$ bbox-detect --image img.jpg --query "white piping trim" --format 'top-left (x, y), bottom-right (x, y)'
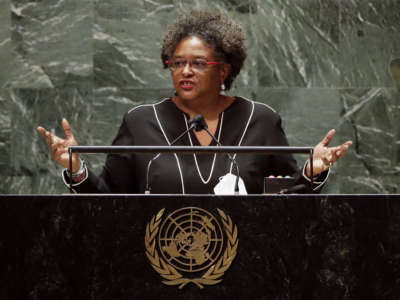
top-left (152, 102), bottom-right (185, 194)
top-left (237, 95), bottom-right (276, 113)
top-left (184, 113), bottom-right (224, 184)
top-left (302, 162), bottom-right (330, 191)
top-left (229, 98), bottom-right (255, 172)
top-left (253, 100), bottom-right (276, 113)
top-left (61, 166), bottom-right (89, 193)
top-left (128, 98), bottom-right (170, 114)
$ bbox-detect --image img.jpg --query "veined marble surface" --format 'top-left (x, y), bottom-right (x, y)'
top-left (0, 0), bottom-right (399, 194)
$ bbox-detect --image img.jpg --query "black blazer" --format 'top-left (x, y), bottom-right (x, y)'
top-left (64, 97), bottom-right (327, 194)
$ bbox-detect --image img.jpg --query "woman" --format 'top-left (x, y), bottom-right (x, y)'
top-left (37, 11), bottom-right (351, 194)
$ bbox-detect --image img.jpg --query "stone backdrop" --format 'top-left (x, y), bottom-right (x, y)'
top-left (0, 0), bottom-right (399, 194)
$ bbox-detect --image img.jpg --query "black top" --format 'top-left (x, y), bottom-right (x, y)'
top-left (68, 97), bottom-right (323, 194)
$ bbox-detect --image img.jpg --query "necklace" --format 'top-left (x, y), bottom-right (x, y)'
top-left (184, 112), bottom-right (224, 184)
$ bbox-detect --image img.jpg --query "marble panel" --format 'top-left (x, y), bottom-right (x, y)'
top-left (6, 86), bottom-right (93, 194)
top-left (252, 0), bottom-right (340, 88)
top-left (93, 0), bottom-right (341, 90)
top-left (1, 0), bottom-right (399, 194)
top-left (253, 87), bottom-right (352, 192)
top-left (94, 0), bottom-right (175, 89)
top-left (0, 0), bottom-right (11, 88)
top-left (10, 0), bottom-right (93, 88)
top-left (331, 88), bottom-right (400, 194)
top-left (339, 0), bottom-right (400, 87)
top-left (0, 90), bottom-right (11, 179)
top-left (255, 88), bottom-right (344, 147)
top-left (0, 0), bottom-right (36, 89)
top-left (93, 0), bottom-right (257, 90)
top-left (1, 85), bottom-right (177, 194)
top-left (252, 86), bottom-right (400, 194)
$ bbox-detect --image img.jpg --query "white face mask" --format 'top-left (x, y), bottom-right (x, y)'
top-left (214, 173), bottom-right (247, 195)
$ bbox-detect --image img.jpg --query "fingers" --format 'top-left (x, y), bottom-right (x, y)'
top-left (320, 155), bottom-right (331, 171)
top-left (321, 141), bottom-right (353, 169)
top-left (37, 126), bottom-right (55, 147)
top-left (38, 121), bottom-right (79, 169)
top-left (312, 136), bottom-right (353, 174)
top-left (62, 118), bottom-right (73, 139)
top-left (38, 118), bottom-right (76, 144)
top-left (333, 141), bottom-right (352, 159)
top-left (52, 144), bottom-right (69, 160)
top-left (37, 125), bottom-right (67, 156)
top-left (320, 129), bottom-right (336, 147)
top-left (37, 126), bottom-right (46, 135)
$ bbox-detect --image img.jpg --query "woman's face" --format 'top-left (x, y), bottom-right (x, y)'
top-left (170, 36), bottom-right (229, 102)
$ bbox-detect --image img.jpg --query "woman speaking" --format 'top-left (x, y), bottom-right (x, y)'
top-left (37, 11), bottom-right (351, 194)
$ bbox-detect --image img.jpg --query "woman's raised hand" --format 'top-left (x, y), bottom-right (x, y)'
top-left (37, 118), bottom-right (80, 173)
top-left (306, 129), bottom-right (352, 177)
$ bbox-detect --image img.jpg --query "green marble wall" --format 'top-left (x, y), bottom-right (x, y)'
top-left (1, 0), bottom-right (399, 194)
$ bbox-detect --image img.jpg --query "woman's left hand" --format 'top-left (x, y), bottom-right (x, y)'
top-left (306, 129), bottom-right (352, 177)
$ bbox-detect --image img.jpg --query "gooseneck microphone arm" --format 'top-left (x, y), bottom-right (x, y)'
top-left (145, 119), bottom-right (197, 194)
top-left (193, 115), bottom-right (241, 195)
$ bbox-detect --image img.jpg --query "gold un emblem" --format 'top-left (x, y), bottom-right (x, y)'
top-left (145, 207), bottom-right (238, 289)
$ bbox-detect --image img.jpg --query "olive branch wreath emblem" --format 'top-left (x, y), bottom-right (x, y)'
top-left (144, 208), bottom-right (238, 289)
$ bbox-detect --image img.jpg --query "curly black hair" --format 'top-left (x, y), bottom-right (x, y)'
top-left (161, 11), bottom-right (247, 90)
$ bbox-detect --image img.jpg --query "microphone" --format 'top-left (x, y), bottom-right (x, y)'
top-left (189, 114), bottom-right (208, 132)
top-left (192, 115), bottom-right (241, 195)
top-left (278, 184), bottom-right (307, 194)
top-left (145, 115), bottom-right (202, 194)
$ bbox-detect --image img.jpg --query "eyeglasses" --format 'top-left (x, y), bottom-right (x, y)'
top-left (166, 59), bottom-right (223, 71)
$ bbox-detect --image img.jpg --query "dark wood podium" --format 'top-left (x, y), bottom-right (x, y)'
top-left (1, 194), bottom-right (399, 300)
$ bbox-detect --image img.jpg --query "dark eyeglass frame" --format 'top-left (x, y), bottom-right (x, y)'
top-left (166, 59), bottom-right (223, 71)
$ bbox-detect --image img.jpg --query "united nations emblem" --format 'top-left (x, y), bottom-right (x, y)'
top-left (145, 207), bottom-right (238, 289)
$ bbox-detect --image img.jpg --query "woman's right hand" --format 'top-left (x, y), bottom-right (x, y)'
top-left (37, 118), bottom-right (81, 173)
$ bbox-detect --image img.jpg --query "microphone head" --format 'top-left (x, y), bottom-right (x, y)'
top-left (189, 114), bottom-right (208, 132)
